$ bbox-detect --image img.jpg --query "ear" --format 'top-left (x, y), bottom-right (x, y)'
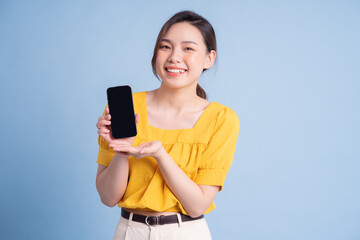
top-left (203, 50), bottom-right (216, 70)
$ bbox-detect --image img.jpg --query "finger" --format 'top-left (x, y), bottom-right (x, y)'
top-left (103, 113), bottom-right (111, 120)
top-left (109, 143), bottom-right (130, 148)
top-left (136, 147), bottom-right (148, 154)
top-left (106, 107), bottom-right (109, 115)
top-left (111, 139), bottom-right (133, 145)
top-left (113, 146), bottom-right (139, 154)
top-left (101, 119), bottom-right (111, 126)
top-left (127, 147), bottom-right (140, 155)
top-left (98, 128), bottom-right (110, 134)
top-left (96, 121), bottom-right (106, 129)
top-left (136, 142), bottom-right (151, 149)
top-left (96, 120), bottom-right (109, 129)
top-left (97, 130), bottom-right (109, 138)
top-left (139, 147), bottom-right (148, 154)
top-left (139, 144), bottom-right (153, 154)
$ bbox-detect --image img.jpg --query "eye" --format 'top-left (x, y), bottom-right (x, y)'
top-left (159, 45), bottom-right (170, 49)
top-left (184, 47), bottom-right (194, 51)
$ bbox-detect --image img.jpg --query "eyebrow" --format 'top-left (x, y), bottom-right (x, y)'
top-left (161, 38), bottom-right (198, 45)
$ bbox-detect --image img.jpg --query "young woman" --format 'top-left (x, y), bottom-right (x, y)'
top-left (95, 10), bottom-right (240, 240)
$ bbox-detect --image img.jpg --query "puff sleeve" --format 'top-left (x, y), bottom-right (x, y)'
top-left (194, 107), bottom-right (240, 191)
top-left (96, 105), bottom-right (115, 167)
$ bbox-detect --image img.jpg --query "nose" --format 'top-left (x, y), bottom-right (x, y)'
top-left (167, 47), bottom-right (182, 63)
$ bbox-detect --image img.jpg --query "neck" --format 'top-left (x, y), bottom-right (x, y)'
top-left (152, 83), bottom-right (201, 111)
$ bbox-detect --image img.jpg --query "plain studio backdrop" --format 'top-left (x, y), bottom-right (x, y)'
top-left (0, 0), bottom-right (359, 239)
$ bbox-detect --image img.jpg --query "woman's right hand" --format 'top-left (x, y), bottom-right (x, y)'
top-left (96, 106), bottom-right (140, 150)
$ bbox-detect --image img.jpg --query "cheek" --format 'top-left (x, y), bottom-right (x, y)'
top-left (188, 55), bottom-right (207, 72)
top-left (156, 51), bottom-right (169, 66)
top-left (155, 56), bottom-right (164, 72)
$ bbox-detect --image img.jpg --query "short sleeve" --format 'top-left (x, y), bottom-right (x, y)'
top-left (194, 107), bottom-right (240, 191)
top-left (96, 105), bottom-right (115, 167)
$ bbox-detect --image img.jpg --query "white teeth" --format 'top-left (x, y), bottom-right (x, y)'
top-left (166, 68), bottom-right (186, 73)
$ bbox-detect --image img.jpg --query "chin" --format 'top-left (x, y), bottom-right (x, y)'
top-left (160, 80), bottom-right (197, 91)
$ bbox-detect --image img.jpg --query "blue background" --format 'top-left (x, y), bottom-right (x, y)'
top-left (1, 0), bottom-right (359, 239)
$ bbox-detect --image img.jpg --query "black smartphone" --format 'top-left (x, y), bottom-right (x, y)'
top-left (106, 85), bottom-right (137, 139)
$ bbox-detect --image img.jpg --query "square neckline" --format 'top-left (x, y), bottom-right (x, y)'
top-left (142, 91), bottom-right (215, 132)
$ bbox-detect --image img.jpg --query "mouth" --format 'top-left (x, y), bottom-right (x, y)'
top-left (165, 67), bottom-right (187, 77)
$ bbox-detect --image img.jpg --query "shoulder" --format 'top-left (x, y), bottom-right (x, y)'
top-left (208, 102), bottom-right (240, 139)
top-left (131, 91), bottom-right (146, 107)
top-left (196, 101), bottom-right (239, 142)
top-left (211, 102), bottom-right (239, 125)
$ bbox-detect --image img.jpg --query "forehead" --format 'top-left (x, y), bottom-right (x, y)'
top-left (163, 22), bottom-right (204, 44)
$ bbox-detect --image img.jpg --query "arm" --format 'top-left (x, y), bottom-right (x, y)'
top-left (95, 152), bottom-right (129, 207)
top-left (95, 107), bottom-right (140, 207)
top-left (110, 141), bottom-right (220, 218)
top-left (155, 148), bottom-right (220, 218)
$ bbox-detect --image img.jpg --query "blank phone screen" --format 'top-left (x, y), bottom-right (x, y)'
top-left (106, 85), bottom-right (137, 138)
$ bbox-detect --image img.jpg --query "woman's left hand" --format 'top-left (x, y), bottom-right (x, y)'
top-left (109, 140), bottom-right (165, 159)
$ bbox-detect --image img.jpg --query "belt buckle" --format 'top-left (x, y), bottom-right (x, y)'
top-left (145, 216), bottom-right (160, 226)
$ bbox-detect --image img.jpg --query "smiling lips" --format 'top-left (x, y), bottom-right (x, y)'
top-left (165, 67), bottom-right (187, 77)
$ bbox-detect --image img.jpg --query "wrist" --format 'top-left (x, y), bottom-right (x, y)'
top-left (154, 146), bottom-right (167, 160)
top-left (114, 151), bottom-right (129, 160)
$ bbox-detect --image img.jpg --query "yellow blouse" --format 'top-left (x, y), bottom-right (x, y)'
top-left (96, 91), bottom-right (239, 215)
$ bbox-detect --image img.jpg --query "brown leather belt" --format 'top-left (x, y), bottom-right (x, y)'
top-left (121, 209), bottom-right (204, 226)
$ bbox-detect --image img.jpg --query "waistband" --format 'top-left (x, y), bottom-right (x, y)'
top-left (121, 209), bottom-right (204, 226)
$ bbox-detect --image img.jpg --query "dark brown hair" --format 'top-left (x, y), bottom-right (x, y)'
top-left (151, 11), bottom-right (217, 100)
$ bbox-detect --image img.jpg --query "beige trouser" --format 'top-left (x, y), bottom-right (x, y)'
top-left (112, 213), bottom-right (212, 240)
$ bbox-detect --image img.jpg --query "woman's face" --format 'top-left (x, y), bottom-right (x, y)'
top-left (155, 22), bottom-right (216, 90)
